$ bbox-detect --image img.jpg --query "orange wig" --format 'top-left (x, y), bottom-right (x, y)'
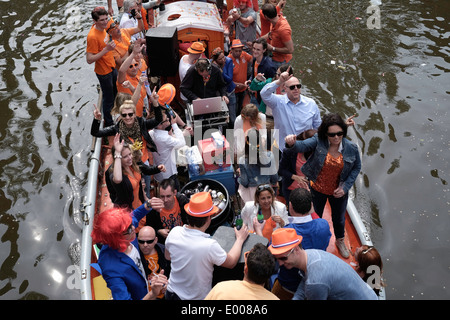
top-left (91, 207), bottom-right (133, 252)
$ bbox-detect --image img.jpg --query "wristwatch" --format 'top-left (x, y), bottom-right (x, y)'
top-left (273, 47), bottom-right (276, 52)
top-left (114, 153), bottom-right (122, 159)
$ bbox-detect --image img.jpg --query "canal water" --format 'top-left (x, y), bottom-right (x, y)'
top-left (0, 0), bottom-right (448, 299)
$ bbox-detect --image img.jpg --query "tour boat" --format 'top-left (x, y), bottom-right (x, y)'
top-left (79, 0), bottom-right (384, 300)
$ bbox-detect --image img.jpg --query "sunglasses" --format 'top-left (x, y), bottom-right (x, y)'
top-left (276, 247), bottom-right (295, 261)
top-left (122, 224), bottom-right (133, 236)
top-left (121, 112), bottom-right (134, 118)
top-left (129, 63), bottom-right (139, 69)
top-left (257, 184), bottom-right (271, 191)
top-left (288, 84), bottom-right (302, 90)
top-left (326, 131), bottom-right (344, 137)
top-left (362, 246), bottom-right (373, 255)
top-left (138, 238), bottom-right (156, 244)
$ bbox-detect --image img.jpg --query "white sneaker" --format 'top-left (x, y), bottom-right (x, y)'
top-left (336, 238), bottom-right (350, 258)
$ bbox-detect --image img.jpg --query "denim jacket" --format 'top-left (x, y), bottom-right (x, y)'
top-left (284, 134), bottom-right (361, 194)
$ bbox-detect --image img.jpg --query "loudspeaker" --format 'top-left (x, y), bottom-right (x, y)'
top-left (146, 26), bottom-right (179, 77)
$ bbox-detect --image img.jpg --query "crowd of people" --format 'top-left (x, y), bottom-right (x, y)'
top-left (87, 0), bottom-right (384, 301)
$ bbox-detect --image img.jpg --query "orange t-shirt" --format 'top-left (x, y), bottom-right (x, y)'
top-left (117, 59), bottom-right (148, 117)
top-left (112, 28), bottom-right (134, 65)
top-left (159, 197), bottom-right (183, 230)
top-left (125, 168), bottom-right (142, 210)
top-left (229, 51), bottom-right (253, 93)
top-left (270, 15), bottom-right (292, 63)
top-left (141, 7), bottom-right (149, 30)
top-left (259, 5), bottom-right (281, 36)
top-left (311, 152), bottom-right (343, 195)
top-left (126, 167), bottom-right (145, 231)
top-left (144, 252), bottom-right (164, 299)
top-left (86, 25), bottom-right (115, 75)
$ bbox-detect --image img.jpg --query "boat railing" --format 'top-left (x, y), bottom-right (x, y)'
top-left (79, 92), bottom-right (103, 300)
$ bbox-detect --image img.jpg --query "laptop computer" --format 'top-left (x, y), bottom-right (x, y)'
top-left (191, 96), bottom-right (227, 116)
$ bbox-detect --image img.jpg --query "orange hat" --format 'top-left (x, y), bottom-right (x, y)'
top-left (184, 192), bottom-right (219, 217)
top-left (268, 228), bottom-right (303, 255)
top-left (157, 83), bottom-right (176, 105)
top-left (106, 18), bottom-right (117, 33)
top-left (187, 42), bottom-right (205, 54)
top-left (231, 39), bottom-right (244, 49)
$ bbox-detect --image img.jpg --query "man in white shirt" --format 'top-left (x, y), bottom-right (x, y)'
top-left (178, 42), bottom-right (206, 102)
top-left (164, 192), bottom-right (249, 300)
top-left (119, 0), bottom-right (144, 41)
top-left (260, 70), bottom-right (322, 152)
top-left (150, 109), bottom-right (188, 191)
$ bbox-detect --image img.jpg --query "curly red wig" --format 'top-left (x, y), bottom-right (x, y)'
top-left (91, 207), bottom-right (133, 252)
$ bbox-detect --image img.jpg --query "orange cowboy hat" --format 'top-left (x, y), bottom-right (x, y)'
top-left (230, 39), bottom-right (244, 49)
top-left (187, 41), bottom-right (205, 54)
top-left (157, 83), bottom-right (176, 105)
top-left (184, 192), bottom-right (219, 217)
top-left (268, 228), bottom-right (303, 255)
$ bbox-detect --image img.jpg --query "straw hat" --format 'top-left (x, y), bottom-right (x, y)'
top-left (187, 41), bottom-right (205, 54)
top-left (157, 83), bottom-right (176, 105)
top-left (268, 228), bottom-right (303, 255)
top-left (230, 39), bottom-right (244, 49)
top-left (184, 192), bottom-right (219, 217)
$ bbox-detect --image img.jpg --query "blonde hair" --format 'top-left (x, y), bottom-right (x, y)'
top-left (241, 104), bottom-right (262, 128)
top-left (111, 93), bottom-right (132, 116)
top-left (111, 142), bottom-right (141, 174)
top-left (119, 100), bottom-right (136, 114)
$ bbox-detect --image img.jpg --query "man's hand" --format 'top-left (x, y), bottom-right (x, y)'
top-left (234, 224), bottom-right (249, 243)
top-left (105, 40), bottom-right (116, 52)
top-left (222, 95), bottom-right (229, 104)
top-left (285, 134), bottom-right (297, 147)
top-left (149, 197), bottom-right (164, 212)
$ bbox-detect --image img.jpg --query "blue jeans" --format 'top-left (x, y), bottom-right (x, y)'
top-left (310, 187), bottom-right (348, 239)
top-left (250, 94), bottom-right (259, 107)
top-left (271, 58), bottom-right (289, 70)
top-left (96, 69), bottom-right (118, 127)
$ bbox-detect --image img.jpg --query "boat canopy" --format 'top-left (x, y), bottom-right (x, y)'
top-left (156, 1), bottom-right (224, 33)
